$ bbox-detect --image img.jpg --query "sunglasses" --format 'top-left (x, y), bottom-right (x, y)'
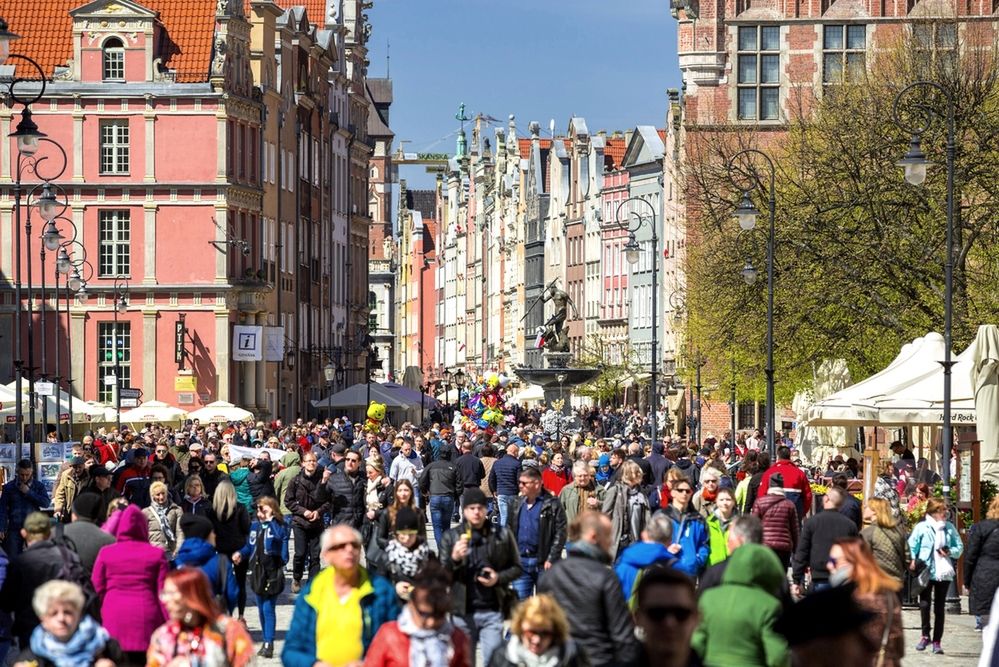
top-left (643, 605), bottom-right (695, 623)
top-left (345, 457), bottom-right (360, 463)
top-left (674, 488), bottom-right (693, 495)
top-left (325, 541), bottom-right (361, 552)
top-left (522, 627), bottom-right (555, 639)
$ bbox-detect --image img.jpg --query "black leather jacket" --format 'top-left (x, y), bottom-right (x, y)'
top-left (439, 521), bottom-right (522, 617)
top-left (284, 469), bottom-right (331, 530)
top-left (505, 491), bottom-right (567, 567)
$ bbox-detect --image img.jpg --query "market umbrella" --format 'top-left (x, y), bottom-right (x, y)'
top-left (381, 382), bottom-right (440, 408)
top-left (311, 383), bottom-right (412, 409)
top-left (508, 384), bottom-right (544, 404)
top-left (118, 400), bottom-right (187, 424)
top-left (187, 401), bottom-right (255, 424)
top-left (806, 333), bottom-right (949, 426)
top-left (972, 324), bottom-right (999, 483)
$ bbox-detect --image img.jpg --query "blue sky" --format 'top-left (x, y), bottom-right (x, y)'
top-left (367, 0), bottom-right (682, 188)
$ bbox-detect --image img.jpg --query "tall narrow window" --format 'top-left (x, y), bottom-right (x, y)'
top-left (97, 321), bottom-right (131, 403)
top-left (823, 25), bottom-right (867, 85)
top-left (737, 25), bottom-right (781, 121)
top-left (99, 120), bottom-right (129, 174)
top-left (98, 210), bottom-right (131, 277)
top-left (103, 38), bottom-right (124, 81)
top-left (913, 22), bottom-right (958, 77)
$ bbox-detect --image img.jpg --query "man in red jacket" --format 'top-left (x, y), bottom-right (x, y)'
top-left (758, 446), bottom-right (812, 518)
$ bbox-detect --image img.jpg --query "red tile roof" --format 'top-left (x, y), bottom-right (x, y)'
top-left (0, 0), bottom-right (217, 83)
top-left (604, 138), bottom-right (626, 171)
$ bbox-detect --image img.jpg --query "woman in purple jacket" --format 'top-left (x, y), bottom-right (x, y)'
top-left (91, 503), bottom-right (169, 665)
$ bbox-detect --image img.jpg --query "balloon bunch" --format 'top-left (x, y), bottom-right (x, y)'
top-left (459, 371), bottom-right (512, 436)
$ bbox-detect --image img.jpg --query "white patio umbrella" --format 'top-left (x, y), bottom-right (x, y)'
top-left (508, 384), bottom-right (545, 404)
top-left (0, 380), bottom-right (104, 423)
top-left (187, 401), bottom-right (254, 424)
top-left (312, 383), bottom-right (413, 409)
top-left (972, 324), bottom-right (999, 482)
top-left (118, 400), bottom-right (187, 424)
top-left (806, 333), bottom-right (949, 426)
top-left (858, 344), bottom-right (977, 426)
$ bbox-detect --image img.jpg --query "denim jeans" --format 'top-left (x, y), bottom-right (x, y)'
top-left (497, 495), bottom-right (517, 527)
top-left (257, 595), bottom-right (277, 642)
top-left (428, 495), bottom-right (455, 548)
top-left (512, 556), bottom-right (539, 600)
top-left (452, 609), bottom-right (504, 665)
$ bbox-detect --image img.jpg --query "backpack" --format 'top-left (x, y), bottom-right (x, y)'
top-left (52, 524), bottom-right (101, 621)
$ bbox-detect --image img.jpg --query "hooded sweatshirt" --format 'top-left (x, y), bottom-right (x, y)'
top-left (692, 544), bottom-right (789, 667)
top-left (613, 541), bottom-right (677, 601)
top-left (174, 537), bottom-right (238, 612)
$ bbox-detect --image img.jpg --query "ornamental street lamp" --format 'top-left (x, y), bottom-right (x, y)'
top-left (615, 196), bottom-right (660, 445)
top-left (892, 81), bottom-right (957, 493)
top-left (454, 368), bottom-right (466, 417)
top-left (3, 17), bottom-right (66, 450)
top-left (727, 149), bottom-right (778, 458)
top-left (112, 279), bottom-right (129, 434)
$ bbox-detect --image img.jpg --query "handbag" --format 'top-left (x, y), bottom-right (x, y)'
top-left (248, 527), bottom-right (285, 598)
top-left (875, 592), bottom-right (894, 667)
top-left (911, 559), bottom-right (931, 595)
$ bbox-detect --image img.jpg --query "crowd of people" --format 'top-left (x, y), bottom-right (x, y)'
top-left (0, 407), bottom-right (994, 666)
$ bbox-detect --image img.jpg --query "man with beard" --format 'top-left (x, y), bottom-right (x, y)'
top-left (285, 452), bottom-right (331, 593)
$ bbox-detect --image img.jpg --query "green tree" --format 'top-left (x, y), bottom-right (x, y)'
top-left (683, 22), bottom-right (999, 402)
top-left (574, 334), bottom-right (645, 406)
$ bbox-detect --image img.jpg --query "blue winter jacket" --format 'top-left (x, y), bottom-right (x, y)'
top-left (281, 565), bottom-right (399, 667)
top-left (239, 519), bottom-right (290, 564)
top-left (614, 541), bottom-right (677, 601)
top-left (908, 517), bottom-right (964, 581)
top-left (0, 479), bottom-right (50, 533)
top-left (661, 506), bottom-right (710, 577)
top-left (173, 537), bottom-right (238, 612)
top-left (489, 454), bottom-right (522, 496)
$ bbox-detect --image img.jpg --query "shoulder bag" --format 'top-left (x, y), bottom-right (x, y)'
top-left (248, 526), bottom-right (285, 598)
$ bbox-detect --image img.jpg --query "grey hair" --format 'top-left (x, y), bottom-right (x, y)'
top-left (729, 515), bottom-right (763, 545)
top-left (572, 459), bottom-right (590, 476)
top-left (321, 525), bottom-right (364, 553)
top-left (627, 442), bottom-right (642, 455)
top-left (32, 580), bottom-right (85, 618)
top-left (647, 511), bottom-right (674, 545)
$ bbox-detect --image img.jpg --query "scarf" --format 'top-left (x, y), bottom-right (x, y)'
top-left (700, 486), bottom-right (718, 503)
top-left (30, 615), bottom-right (109, 667)
top-left (397, 606), bottom-right (453, 667)
top-left (931, 518), bottom-right (955, 581)
top-left (502, 635), bottom-right (563, 667)
top-left (151, 501), bottom-right (176, 546)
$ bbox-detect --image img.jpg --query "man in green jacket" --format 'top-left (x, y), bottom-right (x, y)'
top-left (692, 543), bottom-right (790, 666)
top-left (273, 450), bottom-right (301, 515)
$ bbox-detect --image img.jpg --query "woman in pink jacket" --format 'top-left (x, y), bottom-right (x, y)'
top-left (91, 503), bottom-right (169, 665)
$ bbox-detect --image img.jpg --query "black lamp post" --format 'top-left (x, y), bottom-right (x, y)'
top-left (442, 368), bottom-right (452, 421)
top-left (892, 81), bottom-right (956, 494)
top-left (615, 196), bottom-right (660, 446)
top-left (454, 368), bottom-right (466, 416)
top-left (727, 149), bottom-right (777, 459)
top-left (2, 17), bottom-right (61, 452)
top-left (112, 278), bottom-right (129, 434)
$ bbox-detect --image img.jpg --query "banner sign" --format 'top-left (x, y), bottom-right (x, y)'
top-left (232, 325), bottom-right (263, 361)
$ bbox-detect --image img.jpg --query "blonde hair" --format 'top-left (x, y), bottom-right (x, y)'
top-left (867, 497), bottom-right (897, 529)
top-left (511, 594), bottom-right (570, 644)
top-left (621, 460), bottom-right (644, 486)
top-left (149, 481), bottom-right (169, 499)
top-left (213, 480), bottom-right (238, 521)
top-left (987, 495), bottom-right (999, 521)
top-left (183, 475), bottom-right (203, 496)
top-left (32, 580), bottom-right (85, 617)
